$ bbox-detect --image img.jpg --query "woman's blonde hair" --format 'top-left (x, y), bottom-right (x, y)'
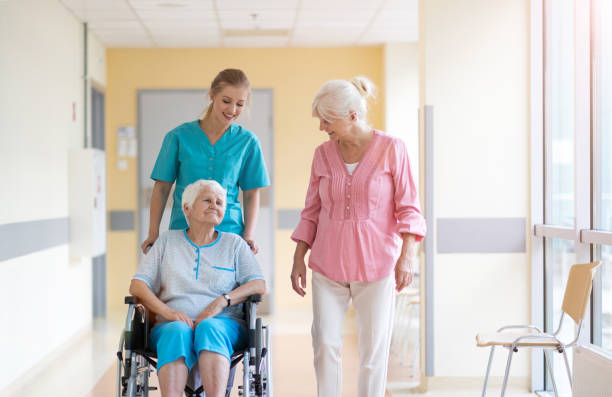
top-left (311, 76), bottom-right (377, 127)
top-left (201, 68), bottom-right (251, 120)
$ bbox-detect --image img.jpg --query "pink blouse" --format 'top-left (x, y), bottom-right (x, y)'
top-left (291, 130), bottom-right (426, 282)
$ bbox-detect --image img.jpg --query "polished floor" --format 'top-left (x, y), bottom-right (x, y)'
top-left (2, 308), bottom-right (537, 397)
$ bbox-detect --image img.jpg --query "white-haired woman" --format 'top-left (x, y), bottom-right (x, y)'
top-left (130, 179), bottom-right (266, 397)
top-left (290, 77), bottom-right (426, 397)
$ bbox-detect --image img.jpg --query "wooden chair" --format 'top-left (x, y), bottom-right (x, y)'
top-left (475, 261), bottom-right (600, 397)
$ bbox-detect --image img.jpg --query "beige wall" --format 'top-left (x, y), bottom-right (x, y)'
top-left (0, 0), bottom-right (106, 390)
top-left (384, 43), bottom-right (420, 184)
top-left (420, 0), bottom-right (531, 378)
top-left (105, 47), bottom-right (385, 310)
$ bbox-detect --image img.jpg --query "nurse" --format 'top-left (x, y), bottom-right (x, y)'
top-left (141, 68), bottom-right (269, 254)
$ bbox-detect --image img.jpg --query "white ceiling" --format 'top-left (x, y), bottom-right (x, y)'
top-left (59, 0), bottom-right (418, 48)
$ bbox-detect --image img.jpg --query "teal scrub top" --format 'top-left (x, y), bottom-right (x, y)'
top-left (151, 121), bottom-right (270, 235)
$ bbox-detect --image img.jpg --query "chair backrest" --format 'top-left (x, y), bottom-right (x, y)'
top-left (562, 261), bottom-right (600, 324)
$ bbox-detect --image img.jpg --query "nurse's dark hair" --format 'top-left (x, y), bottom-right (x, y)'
top-left (201, 68), bottom-right (251, 120)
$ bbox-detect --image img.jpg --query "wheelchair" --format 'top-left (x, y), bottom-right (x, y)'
top-left (116, 294), bottom-right (272, 397)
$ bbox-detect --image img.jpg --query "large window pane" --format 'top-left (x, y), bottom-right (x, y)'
top-left (594, 0), bottom-right (612, 230)
top-left (544, 0), bottom-right (575, 227)
top-left (593, 0), bottom-right (612, 354)
top-left (544, 238), bottom-right (575, 395)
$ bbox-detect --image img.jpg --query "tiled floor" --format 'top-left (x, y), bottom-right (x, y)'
top-left (2, 308), bottom-right (537, 397)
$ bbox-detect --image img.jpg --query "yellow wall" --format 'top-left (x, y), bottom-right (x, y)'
top-left (106, 47), bottom-right (385, 310)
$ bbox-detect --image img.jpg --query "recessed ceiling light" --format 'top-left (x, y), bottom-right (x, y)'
top-left (157, 2), bottom-right (187, 8)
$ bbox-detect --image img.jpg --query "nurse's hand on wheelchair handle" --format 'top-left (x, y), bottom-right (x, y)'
top-left (194, 296), bottom-right (225, 329)
top-left (141, 234), bottom-right (157, 254)
top-left (162, 308), bottom-right (193, 328)
top-left (243, 237), bottom-right (259, 254)
top-left (290, 258), bottom-right (307, 297)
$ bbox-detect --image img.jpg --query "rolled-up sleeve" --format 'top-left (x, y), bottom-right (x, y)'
top-left (391, 141), bottom-right (426, 241)
top-left (132, 236), bottom-right (163, 294)
top-left (291, 149), bottom-right (321, 247)
top-left (235, 239), bottom-right (265, 285)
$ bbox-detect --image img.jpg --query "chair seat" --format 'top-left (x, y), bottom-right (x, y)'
top-left (476, 331), bottom-right (561, 348)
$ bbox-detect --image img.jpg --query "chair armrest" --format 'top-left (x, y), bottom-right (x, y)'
top-left (497, 324), bottom-right (543, 333)
top-left (125, 296), bottom-right (139, 305)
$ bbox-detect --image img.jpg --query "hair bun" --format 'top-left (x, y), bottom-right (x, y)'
top-left (350, 76), bottom-right (377, 100)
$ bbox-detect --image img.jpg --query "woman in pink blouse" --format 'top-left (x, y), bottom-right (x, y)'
top-left (290, 76), bottom-right (426, 397)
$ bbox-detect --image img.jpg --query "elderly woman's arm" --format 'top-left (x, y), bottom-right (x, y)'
top-left (194, 279), bottom-right (266, 327)
top-left (129, 279), bottom-right (193, 328)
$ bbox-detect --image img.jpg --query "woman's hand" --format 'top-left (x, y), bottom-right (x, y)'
top-left (141, 234), bottom-right (158, 254)
top-left (291, 257), bottom-right (308, 297)
top-left (194, 297), bottom-right (225, 328)
top-left (162, 308), bottom-right (193, 328)
top-left (394, 255), bottom-right (415, 292)
top-left (243, 236), bottom-right (259, 254)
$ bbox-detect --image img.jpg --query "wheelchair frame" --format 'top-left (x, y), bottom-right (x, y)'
top-left (116, 294), bottom-right (272, 397)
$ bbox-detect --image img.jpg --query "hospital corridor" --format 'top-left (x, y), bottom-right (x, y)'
top-left (1, 0), bottom-right (611, 396)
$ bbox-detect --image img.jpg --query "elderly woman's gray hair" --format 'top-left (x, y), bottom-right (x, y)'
top-left (181, 179), bottom-right (227, 219)
top-left (312, 76), bottom-right (377, 126)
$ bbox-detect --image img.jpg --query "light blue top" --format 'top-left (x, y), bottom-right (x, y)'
top-left (133, 230), bottom-right (265, 324)
top-left (151, 121), bottom-right (270, 235)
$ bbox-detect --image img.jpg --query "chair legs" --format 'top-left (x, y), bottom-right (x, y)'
top-left (480, 346), bottom-right (515, 397)
top-left (482, 346), bottom-right (571, 397)
top-left (481, 346), bottom-right (496, 397)
top-left (500, 348), bottom-right (514, 397)
top-left (561, 348), bottom-right (572, 390)
top-left (544, 350), bottom-right (559, 397)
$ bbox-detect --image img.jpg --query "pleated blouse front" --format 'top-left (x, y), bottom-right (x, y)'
top-left (291, 130), bottom-right (426, 282)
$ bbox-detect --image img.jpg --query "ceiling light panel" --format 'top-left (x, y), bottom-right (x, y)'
top-left (215, 0), bottom-right (298, 11)
top-left (296, 9), bottom-right (374, 28)
top-left (129, 0), bottom-right (214, 10)
top-left (154, 35), bottom-right (220, 47)
top-left (222, 36), bottom-right (290, 47)
top-left (292, 27), bottom-right (361, 44)
top-left (61, 0), bottom-right (128, 11)
top-left (300, 0), bottom-right (384, 10)
top-left (218, 10), bottom-right (295, 30)
top-left (64, 9), bottom-right (135, 22)
top-left (87, 20), bottom-right (143, 29)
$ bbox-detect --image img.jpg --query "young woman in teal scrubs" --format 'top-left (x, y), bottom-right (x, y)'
top-left (141, 69), bottom-right (269, 254)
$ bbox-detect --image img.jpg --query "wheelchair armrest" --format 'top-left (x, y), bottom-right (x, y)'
top-left (125, 296), bottom-right (139, 305)
top-left (247, 294), bottom-right (262, 303)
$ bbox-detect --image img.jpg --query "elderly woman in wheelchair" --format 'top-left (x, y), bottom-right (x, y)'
top-left (126, 179), bottom-right (266, 397)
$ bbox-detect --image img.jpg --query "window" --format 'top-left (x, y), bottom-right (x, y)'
top-left (592, 0), bottom-right (612, 353)
top-left (533, 0), bottom-right (612, 394)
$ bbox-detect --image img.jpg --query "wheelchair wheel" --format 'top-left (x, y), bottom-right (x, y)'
top-left (118, 350), bottom-right (153, 397)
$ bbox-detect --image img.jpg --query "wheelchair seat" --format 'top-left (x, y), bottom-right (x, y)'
top-left (117, 295), bottom-right (272, 397)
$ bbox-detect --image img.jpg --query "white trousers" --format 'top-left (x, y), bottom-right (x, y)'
top-left (311, 271), bottom-right (395, 397)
